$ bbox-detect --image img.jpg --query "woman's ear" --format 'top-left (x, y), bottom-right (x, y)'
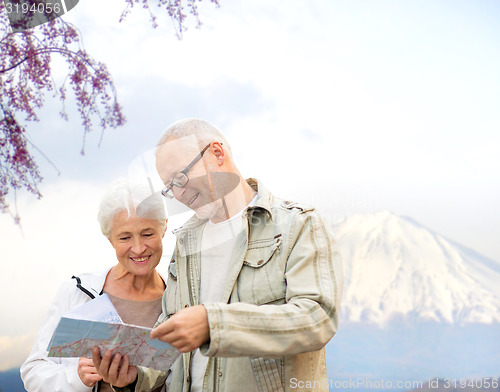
top-left (162, 219), bottom-right (168, 238)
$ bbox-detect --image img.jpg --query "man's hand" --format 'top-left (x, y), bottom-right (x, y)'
top-left (150, 304), bottom-right (209, 353)
top-left (77, 357), bottom-right (103, 387)
top-left (92, 347), bottom-right (138, 388)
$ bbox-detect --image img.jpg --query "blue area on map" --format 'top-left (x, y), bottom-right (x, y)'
top-left (48, 318), bottom-right (117, 348)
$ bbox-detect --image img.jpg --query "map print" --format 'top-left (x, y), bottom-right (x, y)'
top-left (48, 317), bottom-right (180, 371)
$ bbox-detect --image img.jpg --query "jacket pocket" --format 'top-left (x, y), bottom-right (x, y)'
top-left (250, 357), bottom-right (284, 392)
top-left (238, 235), bottom-right (286, 305)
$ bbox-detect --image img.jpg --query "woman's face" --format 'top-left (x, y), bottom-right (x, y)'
top-left (108, 210), bottom-right (166, 277)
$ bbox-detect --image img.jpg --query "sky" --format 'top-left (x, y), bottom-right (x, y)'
top-left (1, 0), bottom-right (500, 371)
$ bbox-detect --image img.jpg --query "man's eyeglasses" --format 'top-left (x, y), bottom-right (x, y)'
top-left (160, 143), bottom-right (214, 199)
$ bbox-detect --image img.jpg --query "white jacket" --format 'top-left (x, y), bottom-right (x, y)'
top-left (21, 268), bottom-right (112, 392)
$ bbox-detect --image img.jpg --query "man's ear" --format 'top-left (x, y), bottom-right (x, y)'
top-left (211, 142), bottom-right (225, 165)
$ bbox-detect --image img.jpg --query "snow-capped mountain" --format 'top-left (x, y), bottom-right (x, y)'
top-left (332, 211), bottom-right (500, 325)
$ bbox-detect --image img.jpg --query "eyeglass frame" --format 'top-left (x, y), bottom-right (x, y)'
top-left (160, 142), bottom-right (220, 199)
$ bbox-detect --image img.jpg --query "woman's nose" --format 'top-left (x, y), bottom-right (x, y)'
top-left (131, 237), bottom-right (147, 254)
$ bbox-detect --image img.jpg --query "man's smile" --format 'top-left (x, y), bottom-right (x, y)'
top-left (188, 193), bottom-right (199, 206)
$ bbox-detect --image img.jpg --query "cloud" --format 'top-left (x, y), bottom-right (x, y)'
top-left (0, 332), bottom-right (36, 371)
top-left (0, 181), bottom-right (109, 332)
top-left (121, 76), bottom-right (273, 133)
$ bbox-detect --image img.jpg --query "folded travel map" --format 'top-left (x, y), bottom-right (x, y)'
top-left (47, 295), bottom-right (180, 371)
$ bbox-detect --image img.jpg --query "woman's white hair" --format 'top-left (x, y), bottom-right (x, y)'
top-left (97, 178), bottom-right (167, 238)
top-left (156, 118), bottom-right (232, 157)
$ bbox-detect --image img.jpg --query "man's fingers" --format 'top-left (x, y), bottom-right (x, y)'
top-left (150, 319), bottom-right (174, 340)
top-left (150, 305), bottom-right (209, 352)
top-left (177, 344), bottom-right (192, 353)
top-left (152, 326), bottom-right (191, 350)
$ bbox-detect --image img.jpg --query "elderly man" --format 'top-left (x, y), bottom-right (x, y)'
top-left (94, 119), bottom-right (342, 392)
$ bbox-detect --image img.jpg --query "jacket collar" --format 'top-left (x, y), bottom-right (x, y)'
top-left (73, 267), bottom-right (112, 298)
top-left (246, 178), bottom-right (274, 220)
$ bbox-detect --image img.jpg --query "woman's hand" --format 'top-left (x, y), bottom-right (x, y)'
top-left (77, 357), bottom-right (103, 387)
top-left (92, 347), bottom-right (138, 387)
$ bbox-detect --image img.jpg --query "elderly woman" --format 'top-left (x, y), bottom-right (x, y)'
top-left (21, 179), bottom-right (168, 392)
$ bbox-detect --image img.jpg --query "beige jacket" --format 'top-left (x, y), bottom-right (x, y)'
top-left (120, 179), bottom-right (342, 392)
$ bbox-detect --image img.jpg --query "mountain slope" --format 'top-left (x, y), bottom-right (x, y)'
top-left (332, 211), bottom-right (500, 325)
top-left (0, 368), bottom-right (26, 392)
